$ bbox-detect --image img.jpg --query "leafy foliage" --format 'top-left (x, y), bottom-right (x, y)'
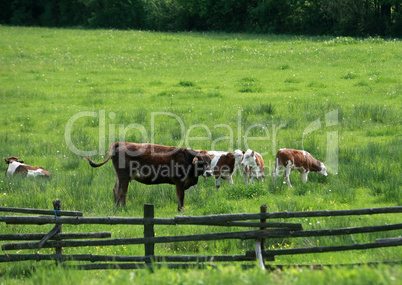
top-left (1, 0), bottom-right (401, 36)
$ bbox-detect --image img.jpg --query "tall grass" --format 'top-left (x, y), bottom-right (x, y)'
top-left (0, 27), bottom-right (400, 283)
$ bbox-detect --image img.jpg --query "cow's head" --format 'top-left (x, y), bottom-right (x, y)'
top-left (193, 150), bottom-right (212, 178)
top-left (241, 149), bottom-right (255, 166)
top-left (319, 162), bottom-right (328, 177)
top-left (4, 157), bottom-right (22, 164)
top-left (234, 149), bottom-right (244, 165)
top-left (312, 159), bottom-right (328, 177)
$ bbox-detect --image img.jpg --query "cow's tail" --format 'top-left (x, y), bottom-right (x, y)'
top-left (86, 143), bottom-right (116, 168)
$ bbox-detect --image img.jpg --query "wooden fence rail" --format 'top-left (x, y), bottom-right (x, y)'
top-left (0, 206), bottom-right (83, 217)
top-left (2, 206), bottom-right (400, 225)
top-left (3, 223), bottom-right (402, 251)
top-left (0, 232), bottom-right (111, 241)
top-left (246, 238), bottom-right (402, 258)
top-left (0, 216), bottom-right (303, 229)
top-left (1, 201), bottom-right (401, 270)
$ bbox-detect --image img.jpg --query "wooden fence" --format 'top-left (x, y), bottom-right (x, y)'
top-left (0, 200), bottom-right (401, 270)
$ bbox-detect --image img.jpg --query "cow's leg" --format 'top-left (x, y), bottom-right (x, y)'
top-left (301, 172), bottom-right (309, 183)
top-left (113, 178), bottom-right (120, 206)
top-left (114, 172), bottom-right (130, 207)
top-left (117, 179), bottom-right (130, 206)
top-left (260, 166), bottom-right (265, 183)
top-left (284, 161), bottom-right (293, 188)
top-left (242, 167), bottom-right (248, 185)
top-left (215, 177), bottom-right (221, 191)
top-left (228, 175), bottom-right (234, 185)
top-left (175, 183), bottom-right (185, 211)
top-left (249, 167), bottom-right (255, 184)
top-left (256, 171), bottom-right (264, 183)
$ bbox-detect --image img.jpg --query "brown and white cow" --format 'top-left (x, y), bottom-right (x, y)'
top-left (86, 142), bottom-right (212, 211)
top-left (273, 148), bottom-right (327, 188)
top-left (209, 149), bottom-right (244, 191)
top-left (4, 157), bottom-right (51, 178)
top-left (241, 149), bottom-right (265, 184)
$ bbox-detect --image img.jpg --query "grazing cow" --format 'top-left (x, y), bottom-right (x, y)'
top-left (86, 142), bottom-right (212, 211)
top-left (273, 148), bottom-right (327, 188)
top-left (209, 149), bottom-right (244, 191)
top-left (4, 157), bottom-right (51, 178)
top-left (241, 149), bottom-right (265, 184)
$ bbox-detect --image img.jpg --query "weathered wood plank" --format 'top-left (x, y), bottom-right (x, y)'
top-left (245, 238), bottom-right (402, 257)
top-left (174, 206), bottom-right (402, 223)
top-left (3, 206), bottom-right (400, 226)
top-left (0, 207), bottom-right (82, 217)
top-left (1, 216), bottom-right (301, 229)
top-left (3, 223), bottom-right (401, 251)
top-left (376, 237), bottom-right (402, 243)
top-left (0, 232), bottom-right (111, 241)
top-left (0, 253), bottom-right (260, 263)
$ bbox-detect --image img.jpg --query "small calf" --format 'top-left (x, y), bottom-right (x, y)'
top-left (241, 149), bottom-right (265, 184)
top-left (209, 149), bottom-right (244, 191)
top-left (273, 148), bottom-right (327, 188)
top-left (5, 157), bottom-right (51, 178)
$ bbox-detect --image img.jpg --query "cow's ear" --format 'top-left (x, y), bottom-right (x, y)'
top-left (4, 158), bottom-right (9, 164)
top-left (192, 157), bottom-right (198, 164)
top-left (20, 160), bottom-right (24, 163)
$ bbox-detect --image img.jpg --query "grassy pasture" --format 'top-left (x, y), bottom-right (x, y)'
top-left (0, 26), bottom-right (401, 284)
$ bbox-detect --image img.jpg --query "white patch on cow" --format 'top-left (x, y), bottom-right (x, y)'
top-left (210, 153), bottom-right (223, 170)
top-left (302, 150), bottom-right (306, 157)
top-left (242, 149), bottom-right (264, 183)
top-left (203, 169), bottom-right (213, 177)
top-left (319, 163), bottom-right (328, 176)
top-left (27, 169), bottom-right (46, 177)
top-left (285, 160), bottom-right (292, 174)
top-left (6, 161), bottom-right (22, 177)
top-left (208, 151), bottom-right (227, 157)
top-left (233, 149), bottom-right (243, 166)
top-left (241, 149), bottom-right (255, 167)
top-left (301, 172), bottom-right (309, 183)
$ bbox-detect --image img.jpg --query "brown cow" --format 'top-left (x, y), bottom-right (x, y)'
top-left (86, 142), bottom-right (212, 211)
top-left (209, 149), bottom-right (244, 191)
top-left (273, 148), bottom-right (327, 188)
top-left (4, 157), bottom-right (51, 178)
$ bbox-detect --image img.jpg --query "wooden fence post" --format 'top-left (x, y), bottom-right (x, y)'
top-left (53, 199), bottom-right (62, 254)
top-left (144, 204), bottom-right (155, 266)
top-left (53, 199), bottom-right (62, 265)
top-left (260, 204), bottom-right (267, 251)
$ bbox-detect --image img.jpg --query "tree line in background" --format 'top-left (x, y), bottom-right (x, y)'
top-left (0, 0), bottom-right (401, 37)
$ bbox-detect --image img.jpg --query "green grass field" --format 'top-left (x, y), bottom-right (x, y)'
top-left (0, 26), bottom-right (401, 284)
